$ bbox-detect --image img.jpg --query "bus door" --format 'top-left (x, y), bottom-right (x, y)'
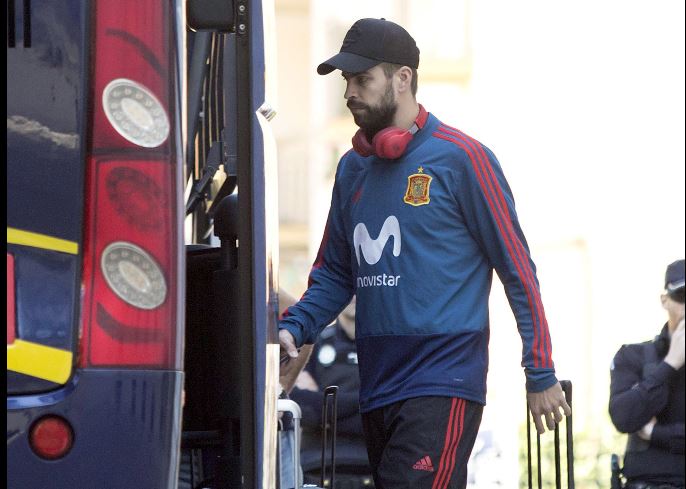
top-left (181, 1), bottom-right (280, 488)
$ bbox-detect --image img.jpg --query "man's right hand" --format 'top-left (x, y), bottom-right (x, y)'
top-left (279, 329), bottom-right (309, 393)
top-left (664, 319), bottom-right (685, 370)
top-left (279, 329), bottom-right (299, 359)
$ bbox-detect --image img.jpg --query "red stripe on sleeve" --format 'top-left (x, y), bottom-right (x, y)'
top-left (433, 129), bottom-right (544, 366)
top-left (434, 128), bottom-right (551, 368)
top-left (444, 125), bottom-right (551, 368)
top-left (438, 125), bottom-right (552, 368)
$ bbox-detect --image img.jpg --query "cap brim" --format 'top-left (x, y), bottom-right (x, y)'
top-left (317, 51), bottom-right (380, 75)
top-left (667, 279), bottom-right (685, 291)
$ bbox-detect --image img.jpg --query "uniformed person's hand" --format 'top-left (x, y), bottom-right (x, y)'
top-left (526, 382), bottom-right (572, 434)
top-left (637, 417), bottom-right (657, 441)
top-left (294, 370), bottom-right (319, 392)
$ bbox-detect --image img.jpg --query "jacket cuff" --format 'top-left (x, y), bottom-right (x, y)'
top-left (525, 370), bottom-right (559, 393)
top-left (279, 321), bottom-right (304, 348)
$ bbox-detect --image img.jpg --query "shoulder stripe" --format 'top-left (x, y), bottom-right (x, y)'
top-left (434, 126), bottom-right (551, 368)
top-left (434, 128), bottom-right (545, 368)
top-left (438, 125), bottom-right (551, 368)
top-left (438, 125), bottom-right (551, 369)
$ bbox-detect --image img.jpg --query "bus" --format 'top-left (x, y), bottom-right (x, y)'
top-left (7, 1), bottom-right (285, 487)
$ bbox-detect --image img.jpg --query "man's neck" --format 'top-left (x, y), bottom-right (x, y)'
top-left (393, 100), bottom-right (420, 131)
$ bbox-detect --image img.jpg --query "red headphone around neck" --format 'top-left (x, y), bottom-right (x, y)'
top-left (351, 105), bottom-right (428, 159)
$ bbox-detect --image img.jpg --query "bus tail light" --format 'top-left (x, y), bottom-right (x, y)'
top-left (80, 0), bottom-right (182, 369)
top-left (102, 78), bottom-right (170, 148)
top-left (29, 416), bottom-right (74, 460)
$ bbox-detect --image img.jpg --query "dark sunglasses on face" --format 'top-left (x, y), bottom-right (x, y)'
top-left (668, 287), bottom-right (685, 304)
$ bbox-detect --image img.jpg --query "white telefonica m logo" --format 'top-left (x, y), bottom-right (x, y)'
top-left (353, 215), bottom-right (401, 266)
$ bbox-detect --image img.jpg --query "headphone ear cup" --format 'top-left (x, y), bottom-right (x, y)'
top-left (373, 127), bottom-right (413, 160)
top-left (352, 129), bottom-right (375, 157)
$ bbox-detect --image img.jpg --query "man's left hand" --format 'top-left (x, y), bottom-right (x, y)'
top-left (527, 382), bottom-right (572, 434)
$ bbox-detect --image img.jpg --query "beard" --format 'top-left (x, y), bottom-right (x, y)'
top-left (347, 83), bottom-right (398, 141)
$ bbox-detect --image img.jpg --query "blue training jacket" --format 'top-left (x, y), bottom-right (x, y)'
top-left (280, 109), bottom-right (558, 413)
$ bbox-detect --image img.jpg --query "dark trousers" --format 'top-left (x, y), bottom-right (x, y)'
top-left (361, 396), bottom-right (483, 489)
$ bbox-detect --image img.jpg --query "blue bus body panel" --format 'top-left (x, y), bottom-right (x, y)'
top-left (7, 244), bottom-right (79, 395)
top-left (7, 370), bottom-right (183, 489)
top-left (8, 246), bottom-right (78, 352)
top-left (7, 0), bottom-right (86, 243)
top-left (7, 0), bottom-right (85, 395)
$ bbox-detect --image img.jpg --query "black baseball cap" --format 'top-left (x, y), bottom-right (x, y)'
top-left (665, 259), bottom-right (685, 292)
top-left (317, 18), bottom-right (420, 75)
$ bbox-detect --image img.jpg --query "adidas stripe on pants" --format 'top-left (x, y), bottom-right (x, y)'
top-left (361, 396), bottom-right (483, 489)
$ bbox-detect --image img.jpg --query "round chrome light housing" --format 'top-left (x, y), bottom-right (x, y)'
top-left (101, 242), bottom-right (167, 309)
top-left (102, 78), bottom-right (170, 148)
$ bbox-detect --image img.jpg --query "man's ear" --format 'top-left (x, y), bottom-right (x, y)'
top-left (660, 293), bottom-right (669, 310)
top-left (395, 66), bottom-right (413, 93)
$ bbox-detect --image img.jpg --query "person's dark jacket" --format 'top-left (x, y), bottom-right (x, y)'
top-left (609, 324), bottom-right (685, 484)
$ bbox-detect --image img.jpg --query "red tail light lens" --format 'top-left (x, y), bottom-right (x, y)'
top-left (90, 1), bottom-right (174, 151)
top-left (29, 416), bottom-right (74, 460)
top-left (81, 159), bottom-right (177, 367)
top-left (80, 0), bottom-right (182, 368)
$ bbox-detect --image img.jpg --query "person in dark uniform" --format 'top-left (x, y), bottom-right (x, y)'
top-left (609, 259), bottom-right (685, 488)
top-left (290, 297), bottom-right (374, 488)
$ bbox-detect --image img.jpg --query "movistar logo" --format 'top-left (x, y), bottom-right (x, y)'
top-left (353, 216), bottom-right (401, 266)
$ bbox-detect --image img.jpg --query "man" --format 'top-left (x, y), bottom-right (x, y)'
top-left (279, 18), bottom-right (570, 488)
top-left (609, 260), bottom-right (685, 488)
top-left (290, 297), bottom-right (373, 487)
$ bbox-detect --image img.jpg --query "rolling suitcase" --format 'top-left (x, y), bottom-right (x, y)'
top-left (526, 380), bottom-right (575, 489)
top-left (282, 385), bottom-right (338, 489)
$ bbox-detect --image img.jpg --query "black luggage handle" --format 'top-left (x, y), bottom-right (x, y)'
top-left (527, 380), bottom-right (574, 489)
top-left (560, 380), bottom-right (574, 489)
top-left (320, 385), bottom-right (339, 489)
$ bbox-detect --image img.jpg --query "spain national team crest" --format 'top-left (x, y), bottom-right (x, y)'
top-left (403, 166), bottom-right (432, 206)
